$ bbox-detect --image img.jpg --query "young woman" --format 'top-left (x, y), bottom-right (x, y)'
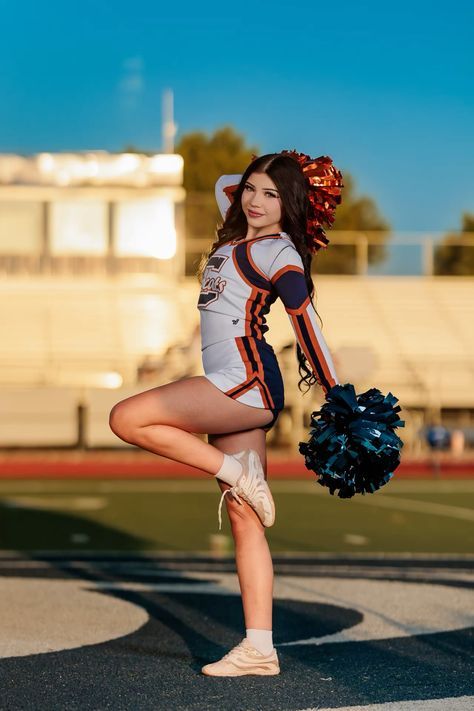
top-left (109, 151), bottom-right (342, 677)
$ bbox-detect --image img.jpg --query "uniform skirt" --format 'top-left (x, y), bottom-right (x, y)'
top-left (201, 335), bottom-right (284, 433)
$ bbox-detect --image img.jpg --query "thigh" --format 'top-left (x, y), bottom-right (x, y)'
top-left (110, 375), bottom-right (274, 435)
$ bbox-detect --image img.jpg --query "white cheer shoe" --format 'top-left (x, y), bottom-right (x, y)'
top-left (217, 449), bottom-right (275, 530)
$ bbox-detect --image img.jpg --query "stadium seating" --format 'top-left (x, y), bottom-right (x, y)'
top-left (1, 275), bottom-right (473, 448)
top-left (0, 387), bottom-right (79, 446)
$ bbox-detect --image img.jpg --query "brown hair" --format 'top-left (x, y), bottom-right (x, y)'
top-left (196, 152), bottom-right (324, 394)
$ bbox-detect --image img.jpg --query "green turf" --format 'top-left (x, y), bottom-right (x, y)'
top-left (0, 479), bottom-right (473, 554)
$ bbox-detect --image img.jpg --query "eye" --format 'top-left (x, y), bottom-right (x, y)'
top-left (244, 184), bottom-right (253, 191)
top-left (265, 191), bottom-right (278, 198)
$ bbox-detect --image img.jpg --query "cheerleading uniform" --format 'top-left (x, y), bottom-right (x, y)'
top-left (197, 231), bottom-right (339, 432)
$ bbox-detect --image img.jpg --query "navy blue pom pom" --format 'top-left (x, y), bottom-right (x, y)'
top-left (298, 383), bottom-right (405, 498)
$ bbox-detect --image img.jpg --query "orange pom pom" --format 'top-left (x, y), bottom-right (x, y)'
top-left (280, 149), bottom-right (344, 253)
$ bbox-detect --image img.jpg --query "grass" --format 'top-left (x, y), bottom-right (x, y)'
top-left (0, 479), bottom-right (473, 555)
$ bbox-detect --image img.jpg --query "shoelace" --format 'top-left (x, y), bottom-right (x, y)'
top-left (217, 459), bottom-right (267, 530)
top-left (220, 640), bottom-right (246, 661)
top-left (220, 641), bottom-right (270, 662)
top-left (237, 464), bottom-right (263, 503)
top-left (217, 486), bottom-right (243, 530)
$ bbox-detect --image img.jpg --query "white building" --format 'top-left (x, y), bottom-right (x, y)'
top-left (0, 151), bottom-right (185, 277)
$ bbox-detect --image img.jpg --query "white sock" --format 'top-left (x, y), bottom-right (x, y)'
top-left (246, 628), bottom-right (274, 656)
top-left (214, 452), bottom-right (244, 487)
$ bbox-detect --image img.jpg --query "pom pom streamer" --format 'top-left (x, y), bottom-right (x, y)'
top-left (279, 149), bottom-right (344, 254)
top-left (250, 149), bottom-right (344, 254)
top-left (299, 383), bottom-right (405, 498)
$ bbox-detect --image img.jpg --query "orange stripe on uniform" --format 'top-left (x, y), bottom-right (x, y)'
top-left (285, 294), bottom-right (311, 316)
top-left (232, 251), bottom-right (262, 338)
top-left (226, 376), bottom-right (274, 408)
top-left (247, 247), bottom-right (269, 282)
top-left (289, 310), bottom-right (337, 391)
top-left (270, 264), bottom-right (304, 284)
top-left (224, 337), bottom-right (275, 409)
top-left (248, 338), bottom-right (275, 409)
top-left (232, 248), bottom-right (271, 339)
top-left (235, 338), bottom-right (254, 380)
top-left (225, 378), bottom-right (259, 400)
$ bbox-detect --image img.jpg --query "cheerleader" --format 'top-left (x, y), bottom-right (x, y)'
top-left (109, 150), bottom-right (344, 677)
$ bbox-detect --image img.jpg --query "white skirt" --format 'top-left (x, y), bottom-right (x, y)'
top-left (201, 336), bottom-right (284, 432)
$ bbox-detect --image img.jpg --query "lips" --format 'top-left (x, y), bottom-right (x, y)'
top-left (248, 210), bottom-right (263, 217)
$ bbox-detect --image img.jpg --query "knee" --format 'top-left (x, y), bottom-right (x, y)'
top-left (227, 502), bottom-right (266, 538)
top-left (109, 402), bottom-right (136, 443)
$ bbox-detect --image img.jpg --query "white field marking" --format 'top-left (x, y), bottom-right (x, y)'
top-left (5, 490), bottom-right (474, 524)
top-left (298, 696), bottom-right (474, 711)
top-left (0, 578), bottom-right (148, 658)
top-left (273, 569), bottom-right (474, 586)
top-left (0, 572), bottom-right (473, 658)
top-left (1, 496), bottom-right (108, 511)
top-left (56, 571), bottom-right (474, 647)
top-left (350, 494), bottom-right (474, 521)
top-left (343, 534), bottom-right (369, 546)
top-left (266, 574), bottom-right (474, 647)
top-left (1, 480), bottom-right (474, 495)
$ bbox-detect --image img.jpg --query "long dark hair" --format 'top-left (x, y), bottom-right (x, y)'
top-left (196, 152), bottom-right (324, 394)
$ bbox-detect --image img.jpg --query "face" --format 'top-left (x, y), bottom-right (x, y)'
top-left (241, 171), bottom-right (283, 233)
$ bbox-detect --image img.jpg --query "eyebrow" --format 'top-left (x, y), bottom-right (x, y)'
top-left (245, 180), bottom-right (279, 193)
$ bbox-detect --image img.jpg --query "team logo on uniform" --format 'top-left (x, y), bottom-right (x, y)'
top-left (197, 254), bottom-right (228, 308)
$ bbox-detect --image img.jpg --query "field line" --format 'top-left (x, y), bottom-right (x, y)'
top-left (351, 494), bottom-right (474, 521)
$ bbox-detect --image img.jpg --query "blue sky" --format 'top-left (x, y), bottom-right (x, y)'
top-left (0, 1), bottom-right (472, 232)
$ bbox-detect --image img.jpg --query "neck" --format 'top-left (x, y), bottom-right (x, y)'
top-left (245, 223), bottom-right (282, 240)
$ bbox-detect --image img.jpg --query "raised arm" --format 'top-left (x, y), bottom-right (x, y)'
top-left (267, 244), bottom-right (339, 394)
top-left (214, 174), bottom-right (243, 220)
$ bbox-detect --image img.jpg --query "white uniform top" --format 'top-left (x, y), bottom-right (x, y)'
top-left (196, 176), bottom-right (339, 395)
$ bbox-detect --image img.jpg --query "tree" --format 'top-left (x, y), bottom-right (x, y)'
top-left (434, 213), bottom-right (474, 275)
top-left (177, 126), bottom-right (259, 192)
top-left (176, 126), bottom-right (258, 267)
top-left (316, 172), bottom-right (391, 274)
top-left (174, 127), bottom-right (391, 274)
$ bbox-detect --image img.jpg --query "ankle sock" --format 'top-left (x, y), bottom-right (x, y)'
top-left (245, 628), bottom-right (274, 656)
top-left (214, 452), bottom-right (244, 487)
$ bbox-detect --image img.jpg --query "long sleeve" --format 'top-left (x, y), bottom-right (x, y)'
top-left (215, 174), bottom-right (243, 219)
top-left (267, 244), bottom-right (339, 395)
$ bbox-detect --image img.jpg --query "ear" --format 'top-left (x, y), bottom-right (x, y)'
top-left (215, 174), bottom-right (243, 219)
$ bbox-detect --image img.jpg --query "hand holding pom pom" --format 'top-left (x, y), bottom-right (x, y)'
top-left (298, 383), bottom-right (405, 498)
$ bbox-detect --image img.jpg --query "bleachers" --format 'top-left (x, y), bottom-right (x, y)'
top-left (0, 275), bottom-right (473, 448)
top-left (0, 387), bottom-right (79, 446)
top-left (0, 276), bottom-right (199, 387)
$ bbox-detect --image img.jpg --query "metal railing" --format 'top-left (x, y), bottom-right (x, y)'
top-left (0, 232), bottom-right (473, 277)
top-left (186, 232), bottom-right (474, 277)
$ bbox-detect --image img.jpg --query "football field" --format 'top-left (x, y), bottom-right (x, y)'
top-left (0, 475), bottom-right (473, 710)
top-left (0, 478), bottom-right (473, 555)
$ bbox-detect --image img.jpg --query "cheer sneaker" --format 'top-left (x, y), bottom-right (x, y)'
top-left (217, 449), bottom-right (275, 530)
top-left (201, 637), bottom-right (280, 676)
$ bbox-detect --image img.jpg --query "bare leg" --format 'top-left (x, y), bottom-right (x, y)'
top-left (122, 422), bottom-right (225, 475)
top-left (209, 430), bottom-right (273, 630)
top-left (109, 376), bottom-right (275, 630)
top-left (109, 376), bottom-right (273, 477)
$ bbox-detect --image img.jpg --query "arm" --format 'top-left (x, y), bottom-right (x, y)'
top-left (214, 174), bottom-right (243, 220)
top-left (267, 245), bottom-right (339, 395)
